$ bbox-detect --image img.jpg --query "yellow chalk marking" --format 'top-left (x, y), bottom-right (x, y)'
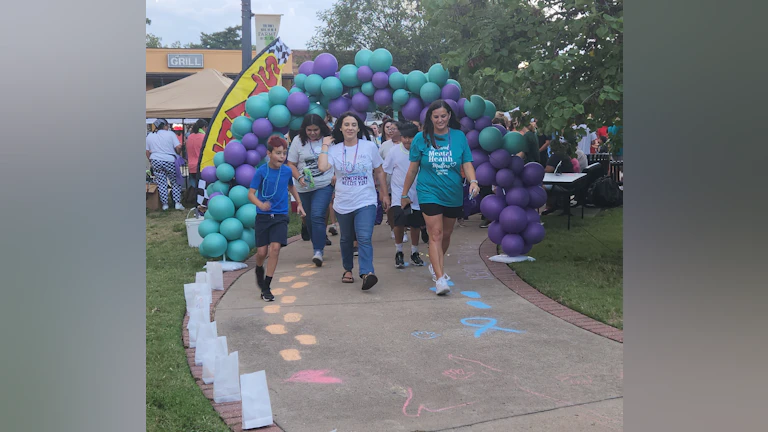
top-left (284, 312), bottom-right (302, 323)
top-left (292, 282), bottom-right (308, 288)
top-left (263, 305), bottom-right (280, 314)
top-left (295, 335), bottom-right (317, 345)
top-left (281, 296), bottom-right (297, 304)
top-left (279, 276), bottom-right (296, 283)
top-left (271, 288), bottom-right (286, 295)
top-left (280, 349), bottom-right (301, 361)
top-left (300, 271), bottom-right (317, 277)
top-left (265, 324), bottom-right (287, 335)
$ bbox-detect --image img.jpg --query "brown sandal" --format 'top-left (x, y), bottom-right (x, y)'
top-left (361, 273), bottom-right (378, 291)
top-left (342, 271), bottom-right (354, 283)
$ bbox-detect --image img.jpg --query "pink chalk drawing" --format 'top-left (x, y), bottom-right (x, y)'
top-left (402, 387), bottom-right (475, 417)
top-left (442, 369), bottom-right (475, 380)
top-left (447, 354), bottom-right (504, 377)
top-left (556, 374), bottom-right (593, 385)
top-left (284, 370), bottom-right (342, 384)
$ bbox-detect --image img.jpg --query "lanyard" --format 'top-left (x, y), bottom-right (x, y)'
top-left (342, 140), bottom-right (359, 173)
top-left (260, 166), bottom-right (282, 201)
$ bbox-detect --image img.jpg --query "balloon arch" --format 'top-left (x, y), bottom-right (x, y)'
top-left (197, 49), bottom-right (546, 262)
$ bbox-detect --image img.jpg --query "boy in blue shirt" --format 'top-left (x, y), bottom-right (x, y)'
top-left (248, 135), bottom-right (305, 301)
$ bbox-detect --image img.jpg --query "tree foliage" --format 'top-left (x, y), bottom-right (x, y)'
top-left (146, 18), bottom-right (162, 48)
top-left (187, 25), bottom-right (244, 50)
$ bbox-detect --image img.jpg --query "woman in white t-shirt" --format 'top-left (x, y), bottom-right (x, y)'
top-left (286, 114), bottom-right (335, 267)
top-left (378, 117), bottom-right (405, 240)
top-left (146, 119), bottom-right (184, 211)
top-left (318, 112), bottom-right (390, 291)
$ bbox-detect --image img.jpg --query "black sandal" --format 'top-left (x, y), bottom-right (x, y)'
top-left (260, 288), bottom-right (275, 302)
top-left (342, 271), bottom-right (354, 283)
top-left (361, 273), bottom-right (378, 291)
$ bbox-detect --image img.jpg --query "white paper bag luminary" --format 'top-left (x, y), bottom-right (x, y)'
top-left (206, 261), bottom-right (224, 291)
top-left (214, 351), bottom-right (241, 403)
top-left (194, 321), bottom-right (217, 366)
top-left (241, 371), bottom-right (274, 429)
top-left (202, 336), bottom-right (228, 385)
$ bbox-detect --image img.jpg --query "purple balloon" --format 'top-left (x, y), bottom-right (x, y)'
top-left (521, 222), bottom-right (546, 245)
top-left (241, 133), bottom-right (259, 150)
top-left (255, 144), bottom-right (268, 159)
top-left (357, 65), bottom-right (373, 83)
top-left (457, 98), bottom-right (467, 117)
top-left (501, 233), bottom-right (525, 257)
top-left (495, 168), bottom-right (516, 190)
top-left (505, 187), bottom-right (530, 208)
top-left (525, 208), bottom-right (541, 225)
top-left (234, 163), bottom-right (256, 187)
top-left (286, 92), bottom-right (310, 115)
top-left (460, 117), bottom-right (475, 134)
top-left (499, 205), bottom-right (527, 234)
top-left (488, 221), bottom-right (506, 245)
top-left (420, 106), bottom-right (430, 125)
top-left (496, 186), bottom-right (506, 198)
top-left (351, 92), bottom-right (370, 112)
top-left (470, 149), bottom-right (489, 169)
top-left (474, 116), bottom-right (492, 131)
top-left (512, 178), bottom-right (524, 189)
top-left (276, 126), bottom-right (290, 135)
top-left (521, 162), bottom-right (545, 186)
top-left (245, 150), bottom-right (262, 166)
top-left (401, 97), bottom-right (424, 121)
top-left (372, 72), bottom-right (389, 89)
top-left (476, 162), bottom-right (496, 187)
top-left (480, 195), bottom-right (506, 222)
top-left (521, 241), bottom-right (534, 255)
top-left (466, 130), bottom-right (480, 150)
top-left (441, 83), bottom-right (461, 101)
top-left (252, 118), bottom-right (274, 139)
top-left (509, 155), bottom-right (525, 174)
top-left (445, 99), bottom-right (459, 117)
top-left (489, 148), bottom-right (512, 170)
top-left (223, 141), bottom-right (247, 167)
top-left (527, 186), bottom-right (547, 209)
top-left (387, 66), bottom-right (399, 76)
top-left (493, 124), bottom-right (508, 136)
top-left (312, 53), bottom-right (338, 78)
top-left (328, 96), bottom-right (351, 118)
top-left (209, 192), bottom-right (223, 199)
top-left (201, 165), bottom-right (217, 184)
top-left (373, 88), bottom-right (393, 106)
top-left (298, 61), bottom-right (314, 75)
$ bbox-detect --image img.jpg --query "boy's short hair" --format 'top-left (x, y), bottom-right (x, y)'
top-left (266, 135), bottom-right (288, 152)
top-left (396, 121), bottom-right (419, 138)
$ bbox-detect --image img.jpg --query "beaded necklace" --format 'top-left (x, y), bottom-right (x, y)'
top-left (260, 165), bottom-right (282, 202)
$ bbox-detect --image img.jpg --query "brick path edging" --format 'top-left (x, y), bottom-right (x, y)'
top-left (478, 238), bottom-right (623, 343)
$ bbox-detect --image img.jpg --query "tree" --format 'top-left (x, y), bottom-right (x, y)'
top-left (146, 17), bottom-right (162, 48)
top-left (423, 0), bottom-right (623, 152)
top-left (187, 25), bottom-right (243, 50)
top-left (308, 0), bottom-right (444, 73)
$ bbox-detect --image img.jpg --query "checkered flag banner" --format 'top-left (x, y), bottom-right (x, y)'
top-left (268, 38), bottom-right (291, 65)
top-left (196, 179), bottom-right (209, 215)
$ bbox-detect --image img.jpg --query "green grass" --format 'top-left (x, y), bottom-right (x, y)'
top-left (508, 208), bottom-right (623, 329)
top-left (146, 209), bottom-right (301, 432)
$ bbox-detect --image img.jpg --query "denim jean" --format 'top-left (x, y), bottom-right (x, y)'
top-left (299, 184), bottom-right (335, 254)
top-left (335, 204), bottom-right (376, 277)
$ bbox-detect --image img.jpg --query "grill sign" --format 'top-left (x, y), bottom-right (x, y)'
top-left (167, 54), bottom-right (204, 69)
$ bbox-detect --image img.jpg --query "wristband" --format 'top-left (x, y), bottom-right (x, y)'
top-left (320, 151), bottom-right (328, 155)
top-left (469, 179), bottom-right (478, 184)
top-left (401, 195), bottom-right (409, 199)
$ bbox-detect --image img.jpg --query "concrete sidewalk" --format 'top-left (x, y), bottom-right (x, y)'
top-left (215, 217), bottom-right (623, 432)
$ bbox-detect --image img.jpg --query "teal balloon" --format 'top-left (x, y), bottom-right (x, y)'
top-left (369, 48), bottom-right (393, 73)
top-left (389, 72), bottom-right (406, 90)
top-left (479, 126), bottom-right (503, 152)
top-left (213, 151), bottom-right (226, 167)
top-left (309, 95), bottom-right (320, 104)
top-left (355, 49), bottom-right (373, 67)
top-left (197, 219), bottom-right (221, 238)
top-left (228, 185), bottom-right (249, 208)
top-left (392, 102), bottom-right (402, 112)
top-left (207, 195), bottom-right (235, 222)
top-left (289, 87), bottom-right (303, 94)
top-left (308, 103), bottom-right (326, 118)
top-left (427, 63), bottom-right (450, 87)
top-left (204, 208), bottom-right (215, 220)
top-left (226, 239), bottom-right (250, 262)
top-left (304, 74), bottom-right (324, 95)
top-left (216, 163), bottom-right (235, 182)
top-left (319, 94), bottom-right (332, 108)
top-left (219, 217), bottom-right (244, 241)
top-left (236, 203), bottom-right (257, 228)
top-left (268, 104), bottom-right (291, 128)
top-left (289, 115), bottom-right (304, 131)
top-left (339, 64), bottom-right (360, 87)
top-left (393, 89), bottom-right (410, 106)
top-left (201, 233), bottom-right (227, 258)
top-left (245, 96), bottom-right (271, 119)
top-left (503, 131), bottom-right (527, 154)
top-left (406, 71), bottom-right (428, 94)
top-left (240, 228), bottom-right (256, 249)
top-left (294, 73), bottom-right (307, 90)
top-left (268, 86), bottom-right (289, 106)
top-left (368, 100), bottom-right (378, 112)
top-left (321, 76), bottom-right (344, 99)
top-left (419, 82), bottom-right (441, 104)
top-left (361, 82), bottom-right (376, 97)
top-left (231, 116), bottom-right (253, 139)
top-left (198, 241), bottom-right (209, 257)
top-left (348, 87), bottom-right (362, 97)
top-left (211, 180), bottom-right (230, 196)
top-left (447, 79), bottom-right (462, 93)
top-left (464, 95), bottom-right (486, 120)
top-left (484, 100), bottom-right (497, 118)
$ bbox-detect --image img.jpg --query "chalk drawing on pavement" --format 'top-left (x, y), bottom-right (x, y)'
top-left (411, 331), bottom-right (441, 340)
top-left (461, 317), bottom-right (525, 338)
top-left (284, 369), bottom-right (342, 384)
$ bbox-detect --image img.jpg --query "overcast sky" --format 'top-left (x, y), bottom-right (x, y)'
top-left (146, 0), bottom-right (337, 50)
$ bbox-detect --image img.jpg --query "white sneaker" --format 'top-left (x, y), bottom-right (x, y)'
top-left (175, 203), bottom-right (184, 210)
top-left (312, 251), bottom-right (323, 267)
top-left (162, 204), bottom-right (169, 211)
top-left (435, 275), bottom-right (451, 296)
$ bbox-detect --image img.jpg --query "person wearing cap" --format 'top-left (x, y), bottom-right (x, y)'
top-left (185, 119), bottom-right (208, 188)
top-left (146, 119), bottom-right (185, 210)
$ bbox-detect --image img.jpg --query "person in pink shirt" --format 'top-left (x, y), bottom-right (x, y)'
top-left (185, 119), bottom-right (208, 186)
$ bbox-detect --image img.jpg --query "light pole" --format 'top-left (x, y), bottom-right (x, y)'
top-left (241, 0), bottom-right (253, 71)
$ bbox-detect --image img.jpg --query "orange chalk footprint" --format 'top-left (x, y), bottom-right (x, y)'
top-left (271, 288), bottom-right (286, 295)
top-left (295, 335), bottom-right (317, 345)
top-left (280, 349), bottom-right (301, 361)
top-left (279, 276), bottom-right (295, 283)
top-left (300, 271), bottom-right (317, 277)
top-left (295, 264), bottom-right (313, 269)
top-left (281, 296), bottom-right (297, 304)
top-left (266, 324), bottom-right (287, 335)
top-left (284, 313), bottom-right (302, 323)
top-left (292, 282), bottom-right (308, 288)
top-left (263, 305), bottom-right (280, 314)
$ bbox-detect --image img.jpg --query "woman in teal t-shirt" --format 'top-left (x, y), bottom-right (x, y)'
top-left (401, 100), bottom-right (480, 296)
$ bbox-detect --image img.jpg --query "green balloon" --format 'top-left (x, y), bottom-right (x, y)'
top-left (339, 64), bottom-right (360, 87)
top-left (484, 100), bottom-right (497, 118)
top-left (201, 233), bottom-right (227, 258)
top-left (503, 131), bottom-right (527, 154)
top-left (447, 79), bottom-right (462, 93)
top-left (197, 219), bottom-right (221, 238)
top-left (348, 87), bottom-right (362, 97)
top-left (389, 72), bottom-right (406, 90)
top-left (240, 228), bottom-right (256, 249)
top-left (219, 217), bottom-right (244, 241)
top-left (355, 49), bottom-right (373, 67)
top-left (420, 82), bottom-right (441, 104)
top-left (406, 71), bottom-right (428, 94)
top-left (245, 95), bottom-right (271, 119)
top-left (361, 82), bottom-right (376, 97)
top-left (216, 163), bottom-right (235, 182)
top-left (213, 152), bottom-right (226, 167)
top-left (226, 239), bottom-right (250, 262)
top-left (211, 180), bottom-right (230, 196)
top-left (479, 126), bottom-right (503, 152)
top-left (207, 195), bottom-right (235, 222)
top-left (308, 103), bottom-right (326, 118)
top-left (369, 48), bottom-right (393, 73)
top-left (321, 76), bottom-right (344, 99)
top-left (428, 63), bottom-right (450, 87)
top-left (294, 73), bottom-right (307, 90)
top-left (228, 185), bottom-right (249, 208)
top-left (289, 115), bottom-right (304, 131)
top-left (268, 104), bottom-right (291, 128)
top-left (231, 116), bottom-right (253, 139)
top-left (393, 88), bottom-right (410, 106)
top-left (268, 86), bottom-right (289, 106)
top-left (304, 74), bottom-right (324, 96)
top-left (236, 203), bottom-right (257, 228)
top-left (464, 95), bottom-right (486, 120)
